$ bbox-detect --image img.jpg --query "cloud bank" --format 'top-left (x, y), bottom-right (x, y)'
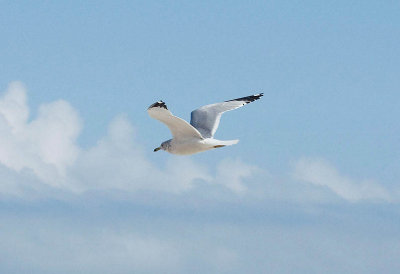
top-left (0, 82), bottom-right (395, 204)
top-left (1, 82), bottom-right (399, 274)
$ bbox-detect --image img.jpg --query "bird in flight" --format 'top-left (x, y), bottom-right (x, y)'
top-left (147, 93), bottom-right (263, 155)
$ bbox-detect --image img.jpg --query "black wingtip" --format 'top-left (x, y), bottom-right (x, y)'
top-left (148, 100), bottom-right (168, 110)
top-left (226, 93), bottom-right (264, 104)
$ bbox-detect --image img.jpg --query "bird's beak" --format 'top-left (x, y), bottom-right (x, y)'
top-left (154, 147), bottom-right (161, 152)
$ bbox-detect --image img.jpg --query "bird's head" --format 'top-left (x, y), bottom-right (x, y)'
top-left (153, 140), bottom-right (171, 152)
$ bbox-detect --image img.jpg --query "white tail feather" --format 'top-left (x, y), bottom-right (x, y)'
top-left (211, 139), bottom-right (239, 148)
top-left (221, 139), bottom-right (239, 146)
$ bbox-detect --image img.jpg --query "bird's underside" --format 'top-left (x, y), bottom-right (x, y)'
top-left (147, 93), bottom-right (263, 155)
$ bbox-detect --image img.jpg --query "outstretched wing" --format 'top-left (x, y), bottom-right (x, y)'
top-left (190, 93), bottom-right (263, 138)
top-left (148, 101), bottom-right (203, 140)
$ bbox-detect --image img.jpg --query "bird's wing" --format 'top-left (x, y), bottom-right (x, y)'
top-left (148, 101), bottom-right (204, 140)
top-left (190, 93), bottom-right (263, 138)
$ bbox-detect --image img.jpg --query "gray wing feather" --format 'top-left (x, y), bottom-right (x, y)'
top-left (190, 93), bottom-right (263, 138)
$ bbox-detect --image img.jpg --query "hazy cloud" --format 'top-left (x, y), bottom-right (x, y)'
top-left (293, 158), bottom-right (392, 202)
top-left (214, 158), bottom-right (259, 194)
top-left (1, 204), bottom-right (400, 274)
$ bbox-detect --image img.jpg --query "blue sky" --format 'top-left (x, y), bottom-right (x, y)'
top-left (0, 1), bottom-right (400, 273)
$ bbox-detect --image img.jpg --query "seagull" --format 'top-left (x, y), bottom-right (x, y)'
top-left (147, 93), bottom-right (263, 155)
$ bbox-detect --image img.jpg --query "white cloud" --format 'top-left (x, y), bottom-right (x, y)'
top-left (293, 158), bottom-right (392, 202)
top-left (0, 82), bottom-right (82, 189)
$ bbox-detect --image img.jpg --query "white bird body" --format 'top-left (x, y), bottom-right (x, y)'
top-left (162, 138), bottom-right (239, 155)
top-left (147, 93), bottom-right (263, 155)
